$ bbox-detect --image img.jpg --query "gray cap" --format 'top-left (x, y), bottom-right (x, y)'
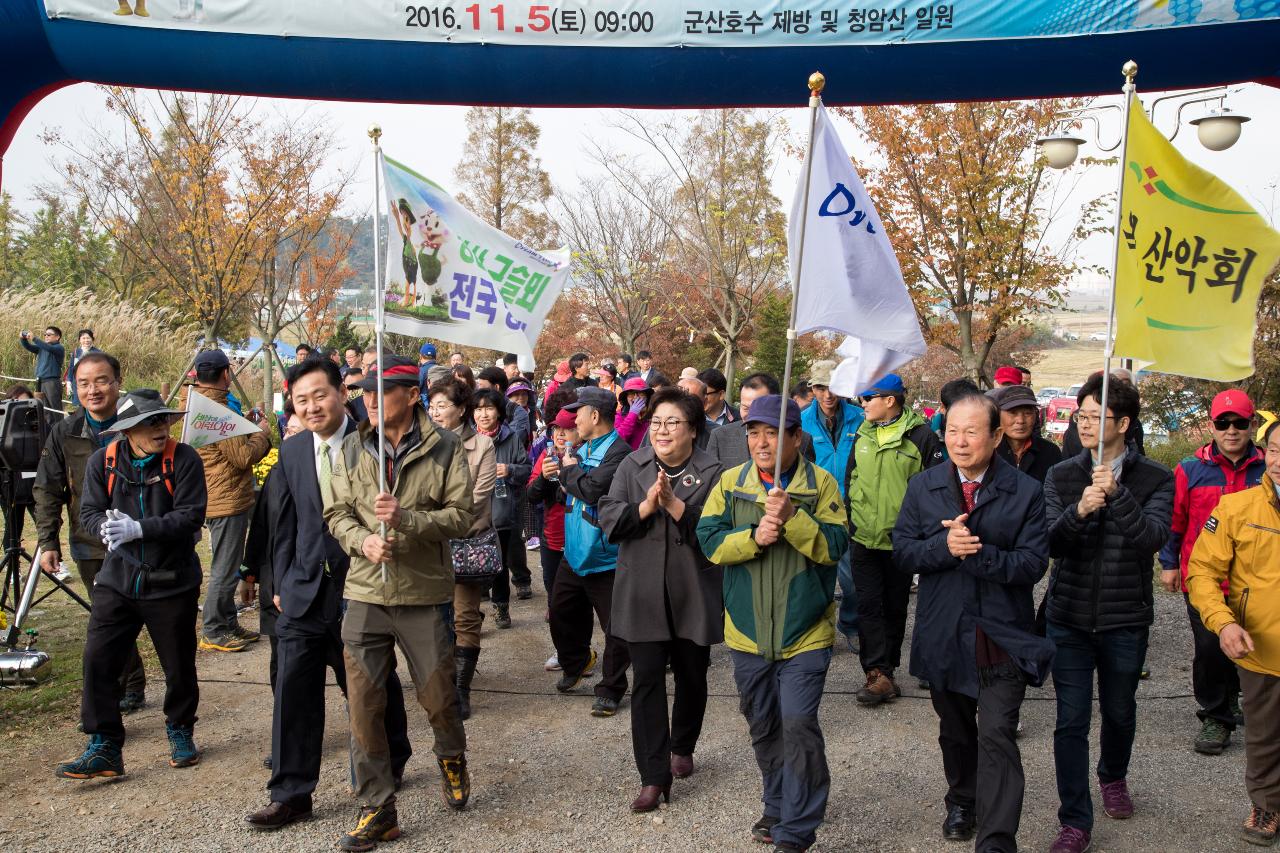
top-left (562, 386), bottom-right (617, 413)
top-left (109, 389), bottom-right (185, 432)
top-left (988, 385), bottom-right (1039, 411)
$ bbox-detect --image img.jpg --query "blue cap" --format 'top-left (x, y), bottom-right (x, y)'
top-left (859, 373), bottom-right (905, 397)
top-left (419, 342), bottom-right (437, 358)
top-left (744, 395), bottom-right (801, 430)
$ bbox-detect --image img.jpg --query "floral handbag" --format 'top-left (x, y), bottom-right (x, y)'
top-left (450, 527), bottom-right (503, 582)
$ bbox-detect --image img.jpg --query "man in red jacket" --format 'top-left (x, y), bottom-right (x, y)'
top-left (1159, 389), bottom-right (1265, 756)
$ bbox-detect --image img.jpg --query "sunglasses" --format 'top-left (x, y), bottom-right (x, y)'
top-left (142, 414), bottom-right (173, 428)
top-left (859, 393), bottom-right (884, 405)
top-left (1213, 416), bottom-right (1251, 432)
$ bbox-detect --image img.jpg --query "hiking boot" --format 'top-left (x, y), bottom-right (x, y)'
top-left (751, 814), bottom-right (780, 844)
top-left (1049, 825), bottom-right (1092, 853)
top-left (438, 755), bottom-right (470, 811)
top-left (774, 844), bottom-right (807, 852)
top-left (515, 583), bottom-right (533, 600)
top-left (231, 624), bottom-right (261, 643)
top-left (166, 722), bottom-right (201, 768)
top-left (199, 633), bottom-right (250, 653)
top-left (55, 735), bottom-right (125, 780)
top-left (118, 691), bottom-right (146, 714)
top-left (556, 649), bottom-right (597, 693)
top-left (493, 603), bottom-right (512, 629)
top-left (1243, 806), bottom-right (1279, 846)
top-left (855, 668), bottom-right (898, 706)
top-left (339, 804), bottom-right (400, 851)
top-left (1099, 777), bottom-right (1134, 819)
top-left (590, 696), bottom-right (619, 717)
top-left (454, 646), bottom-right (480, 721)
top-left (1194, 719), bottom-right (1232, 755)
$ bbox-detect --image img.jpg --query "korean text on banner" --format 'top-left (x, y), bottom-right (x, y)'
top-left (184, 391), bottom-right (261, 449)
top-left (789, 104), bottom-right (925, 397)
top-left (1113, 95), bottom-right (1280, 381)
top-left (380, 155), bottom-right (569, 358)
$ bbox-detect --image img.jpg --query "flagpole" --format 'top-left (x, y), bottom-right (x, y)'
top-left (1096, 61), bottom-right (1137, 466)
top-left (774, 71), bottom-right (826, 485)
top-left (369, 123), bottom-right (388, 587)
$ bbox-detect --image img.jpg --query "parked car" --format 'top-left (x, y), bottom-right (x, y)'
top-left (1088, 332), bottom-right (1107, 342)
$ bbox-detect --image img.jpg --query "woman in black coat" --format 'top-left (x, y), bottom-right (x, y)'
top-left (598, 387), bottom-right (723, 814)
top-left (473, 387), bottom-right (533, 624)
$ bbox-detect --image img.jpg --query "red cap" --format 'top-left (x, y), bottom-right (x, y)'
top-left (1211, 389), bottom-right (1255, 420)
top-left (994, 366), bottom-right (1024, 385)
top-left (552, 409), bottom-right (578, 429)
top-left (553, 360), bottom-right (571, 382)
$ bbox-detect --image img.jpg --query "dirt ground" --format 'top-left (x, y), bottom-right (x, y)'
top-left (0, 553), bottom-right (1257, 853)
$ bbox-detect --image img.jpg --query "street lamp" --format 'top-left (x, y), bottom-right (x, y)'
top-left (1035, 63), bottom-right (1251, 169)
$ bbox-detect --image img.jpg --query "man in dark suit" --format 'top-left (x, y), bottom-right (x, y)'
top-left (245, 358), bottom-right (411, 831)
top-left (892, 393), bottom-right (1053, 852)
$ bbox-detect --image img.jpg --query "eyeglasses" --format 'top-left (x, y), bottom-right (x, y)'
top-left (1071, 413), bottom-right (1118, 426)
top-left (1213, 416), bottom-right (1251, 432)
top-left (649, 418), bottom-right (689, 432)
top-left (427, 402), bottom-right (456, 413)
top-left (76, 377), bottom-right (118, 390)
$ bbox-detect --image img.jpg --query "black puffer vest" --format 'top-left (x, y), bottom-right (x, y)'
top-left (1044, 446), bottom-right (1175, 633)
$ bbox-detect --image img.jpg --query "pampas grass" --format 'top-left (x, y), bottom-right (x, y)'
top-left (0, 287), bottom-right (199, 393)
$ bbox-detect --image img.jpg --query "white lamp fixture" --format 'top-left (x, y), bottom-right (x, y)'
top-left (1036, 131), bottom-right (1086, 169)
top-left (1189, 108), bottom-right (1251, 151)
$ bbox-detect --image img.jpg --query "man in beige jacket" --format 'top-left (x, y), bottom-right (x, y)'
top-left (189, 349), bottom-right (272, 653)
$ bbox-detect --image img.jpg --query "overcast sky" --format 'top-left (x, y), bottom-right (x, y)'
top-left (3, 80), bottom-right (1277, 287)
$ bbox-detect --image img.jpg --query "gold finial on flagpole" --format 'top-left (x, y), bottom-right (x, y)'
top-left (808, 72), bottom-right (826, 95)
top-left (368, 123), bottom-right (382, 145)
top-left (1121, 61), bottom-right (1138, 83)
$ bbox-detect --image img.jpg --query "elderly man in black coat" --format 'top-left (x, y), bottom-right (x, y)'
top-left (893, 393), bottom-right (1052, 853)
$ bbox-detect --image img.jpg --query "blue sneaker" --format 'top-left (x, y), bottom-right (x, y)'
top-left (55, 735), bottom-right (125, 779)
top-left (166, 723), bottom-right (201, 768)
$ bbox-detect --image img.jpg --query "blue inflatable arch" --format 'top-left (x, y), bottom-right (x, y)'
top-left (2, 0), bottom-right (1278, 183)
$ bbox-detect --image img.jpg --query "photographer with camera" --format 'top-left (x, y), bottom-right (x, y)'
top-left (19, 326), bottom-right (66, 410)
top-left (55, 389), bottom-right (208, 779)
top-left (32, 352), bottom-right (148, 711)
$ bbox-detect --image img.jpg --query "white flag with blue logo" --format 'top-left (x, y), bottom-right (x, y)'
top-left (789, 103), bottom-right (926, 397)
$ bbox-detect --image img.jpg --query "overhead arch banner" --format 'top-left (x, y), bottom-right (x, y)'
top-left (41, 0), bottom-right (1280, 48)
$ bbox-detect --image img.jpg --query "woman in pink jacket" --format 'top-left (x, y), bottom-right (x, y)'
top-left (616, 376), bottom-right (654, 450)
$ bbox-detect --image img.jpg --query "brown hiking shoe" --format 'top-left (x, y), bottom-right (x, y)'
top-left (1243, 806), bottom-right (1279, 846)
top-left (855, 668), bottom-right (898, 706)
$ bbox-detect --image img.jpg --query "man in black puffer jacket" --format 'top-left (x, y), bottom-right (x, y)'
top-left (55, 390), bottom-right (208, 782)
top-left (1042, 373), bottom-right (1173, 853)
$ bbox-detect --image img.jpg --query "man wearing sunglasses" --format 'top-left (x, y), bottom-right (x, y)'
top-left (1159, 390), bottom-right (1265, 758)
top-left (843, 373), bottom-right (942, 706)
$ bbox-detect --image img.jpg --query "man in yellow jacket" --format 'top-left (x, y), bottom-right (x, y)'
top-left (1188, 419), bottom-right (1280, 847)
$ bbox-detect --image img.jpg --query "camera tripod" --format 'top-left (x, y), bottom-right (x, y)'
top-left (1, 470), bottom-right (90, 649)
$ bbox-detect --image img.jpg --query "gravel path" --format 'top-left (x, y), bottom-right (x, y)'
top-left (0, 561), bottom-right (1254, 853)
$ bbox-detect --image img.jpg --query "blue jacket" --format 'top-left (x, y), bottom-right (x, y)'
top-left (561, 430), bottom-right (630, 576)
top-left (800, 399), bottom-right (865, 498)
top-left (892, 455), bottom-right (1053, 697)
top-left (21, 336), bottom-right (65, 381)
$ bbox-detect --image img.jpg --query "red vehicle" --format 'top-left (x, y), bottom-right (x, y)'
top-left (1044, 394), bottom-right (1079, 441)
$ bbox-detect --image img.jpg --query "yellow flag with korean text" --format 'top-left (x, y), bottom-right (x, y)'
top-left (1113, 94), bottom-right (1280, 381)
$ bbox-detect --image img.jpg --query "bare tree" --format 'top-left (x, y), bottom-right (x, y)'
top-left (596, 109), bottom-right (787, 390)
top-left (553, 176), bottom-right (675, 355)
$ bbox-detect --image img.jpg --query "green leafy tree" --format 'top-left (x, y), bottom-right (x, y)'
top-left (325, 314), bottom-right (369, 357)
top-left (748, 289), bottom-right (810, 390)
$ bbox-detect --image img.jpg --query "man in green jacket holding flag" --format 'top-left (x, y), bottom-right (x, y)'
top-left (845, 373), bottom-right (943, 705)
top-left (698, 395), bottom-right (848, 852)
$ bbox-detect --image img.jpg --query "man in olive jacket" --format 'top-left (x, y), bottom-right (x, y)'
top-left (323, 355), bottom-right (474, 851)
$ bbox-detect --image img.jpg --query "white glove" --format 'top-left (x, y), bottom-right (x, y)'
top-left (101, 508), bottom-right (143, 552)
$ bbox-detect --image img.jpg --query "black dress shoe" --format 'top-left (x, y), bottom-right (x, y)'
top-left (943, 804), bottom-right (975, 840)
top-left (245, 800), bottom-right (313, 831)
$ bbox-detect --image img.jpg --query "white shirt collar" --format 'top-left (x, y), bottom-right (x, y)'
top-left (957, 465), bottom-right (988, 485)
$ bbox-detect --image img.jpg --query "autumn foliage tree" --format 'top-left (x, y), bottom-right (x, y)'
top-left (840, 100), bottom-right (1109, 387)
top-left (55, 88), bottom-right (350, 375)
top-left (454, 107), bottom-right (556, 247)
